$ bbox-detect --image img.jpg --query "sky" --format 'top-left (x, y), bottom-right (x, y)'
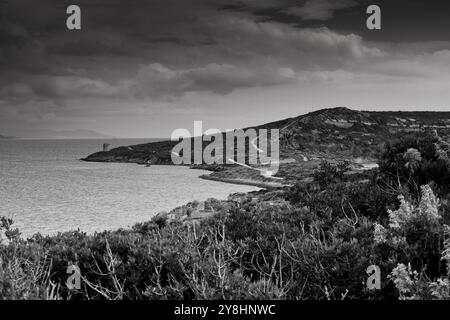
top-left (1, 0), bottom-right (450, 138)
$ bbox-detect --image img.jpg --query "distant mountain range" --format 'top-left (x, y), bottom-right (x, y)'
top-left (15, 129), bottom-right (114, 139)
top-left (83, 107), bottom-right (450, 164)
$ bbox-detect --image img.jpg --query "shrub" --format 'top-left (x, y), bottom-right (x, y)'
top-left (374, 185), bottom-right (450, 299)
top-left (379, 131), bottom-right (450, 196)
top-left (0, 133), bottom-right (449, 300)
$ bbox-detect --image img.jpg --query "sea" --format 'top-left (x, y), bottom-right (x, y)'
top-left (0, 139), bottom-right (259, 237)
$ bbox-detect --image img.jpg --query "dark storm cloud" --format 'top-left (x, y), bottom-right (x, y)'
top-left (1, 0), bottom-right (450, 137)
top-left (1, 0), bottom-right (448, 71)
top-left (0, 0), bottom-right (382, 98)
top-left (281, 0), bottom-right (357, 20)
top-left (0, 19), bottom-right (48, 74)
top-left (227, 0), bottom-right (450, 42)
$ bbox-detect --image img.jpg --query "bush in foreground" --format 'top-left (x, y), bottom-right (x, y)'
top-left (0, 133), bottom-right (449, 300)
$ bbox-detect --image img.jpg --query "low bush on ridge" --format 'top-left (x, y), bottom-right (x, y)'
top-left (1, 131), bottom-right (450, 300)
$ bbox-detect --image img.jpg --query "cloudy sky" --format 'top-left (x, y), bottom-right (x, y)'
top-left (1, 0), bottom-right (450, 138)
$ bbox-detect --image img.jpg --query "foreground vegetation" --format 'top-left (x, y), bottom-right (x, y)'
top-left (1, 131), bottom-right (450, 300)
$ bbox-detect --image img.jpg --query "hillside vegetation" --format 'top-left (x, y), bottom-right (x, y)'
top-left (83, 108), bottom-right (450, 164)
top-left (82, 108), bottom-right (450, 187)
top-left (1, 130), bottom-right (450, 300)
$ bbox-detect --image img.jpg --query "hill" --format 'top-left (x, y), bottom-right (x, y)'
top-left (82, 108), bottom-right (450, 187)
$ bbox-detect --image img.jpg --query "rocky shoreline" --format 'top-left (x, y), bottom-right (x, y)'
top-left (79, 107), bottom-right (450, 224)
top-left (152, 187), bottom-right (289, 226)
top-left (199, 174), bottom-right (288, 189)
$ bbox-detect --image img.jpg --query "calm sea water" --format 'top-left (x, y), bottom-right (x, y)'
top-left (0, 139), bottom-right (258, 237)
